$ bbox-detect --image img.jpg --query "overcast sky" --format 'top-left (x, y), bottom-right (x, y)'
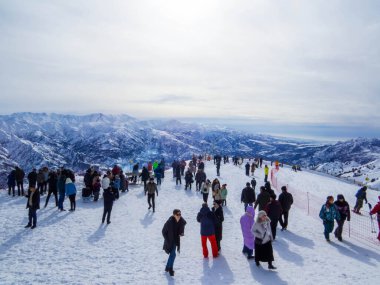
top-left (1, 0), bottom-right (379, 139)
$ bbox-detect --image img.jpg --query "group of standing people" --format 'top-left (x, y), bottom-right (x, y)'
top-left (319, 185), bottom-right (380, 242)
top-left (22, 167), bottom-right (77, 229)
top-left (239, 173), bottom-right (294, 269)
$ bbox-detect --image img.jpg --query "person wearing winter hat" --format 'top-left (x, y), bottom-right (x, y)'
top-left (369, 196), bottom-right (380, 241)
top-left (251, 210), bottom-right (276, 269)
top-left (240, 206), bottom-right (255, 259)
top-left (333, 194), bottom-right (350, 241)
top-left (319, 196), bottom-right (340, 241)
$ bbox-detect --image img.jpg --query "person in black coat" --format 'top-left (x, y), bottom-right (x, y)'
top-left (264, 182), bottom-right (275, 196)
top-left (216, 159), bottom-right (221, 176)
top-left (334, 194), bottom-right (350, 241)
top-left (184, 169), bottom-right (193, 190)
top-left (212, 201), bottom-right (224, 252)
top-left (278, 186), bottom-right (293, 231)
top-left (195, 169), bottom-right (206, 191)
top-left (251, 178), bottom-right (257, 191)
top-left (264, 194), bottom-right (283, 240)
top-left (44, 170), bottom-right (58, 208)
top-left (7, 170), bottom-right (16, 196)
top-left (255, 186), bottom-right (271, 211)
top-left (25, 187), bottom-right (40, 229)
top-left (140, 166), bottom-right (150, 189)
top-left (174, 164), bottom-right (182, 185)
top-left (27, 169), bottom-right (37, 189)
top-left (102, 187), bottom-right (115, 224)
top-left (15, 166), bottom-right (25, 196)
top-left (241, 182), bottom-right (256, 212)
top-left (162, 209), bottom-right (187, 276)
top-left (245, 162), bottom-right (250, 176)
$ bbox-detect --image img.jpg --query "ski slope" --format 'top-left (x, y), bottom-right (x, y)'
top-left (0, 161), bottom-right (379, 285)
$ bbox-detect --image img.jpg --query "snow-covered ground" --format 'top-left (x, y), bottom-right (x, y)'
top-left (315, 159), bottom-right (380, 190)
top-left (0, 161), bottom-right (379, 285)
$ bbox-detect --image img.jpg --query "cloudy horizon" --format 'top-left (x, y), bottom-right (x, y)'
top-left (1, 0), bottom-right (379, 138)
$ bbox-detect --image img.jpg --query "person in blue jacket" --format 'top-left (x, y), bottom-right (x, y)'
top-left (65, 177), bottom-right (77, 211)
top-left (197, 203), bottom-right (218, 258)
top-left (319, 196), bottom-right (340, 241)
top-left (353, 186), bottom-right (368, 214)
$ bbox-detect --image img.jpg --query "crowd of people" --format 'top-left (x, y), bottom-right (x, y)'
top-left (4, 154), bottom-right (380, 278)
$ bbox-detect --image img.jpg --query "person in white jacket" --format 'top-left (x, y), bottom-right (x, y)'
top-left (251, 210), bottom-right (276, 269)
top-left (201, 179), bottom-right (211, 203)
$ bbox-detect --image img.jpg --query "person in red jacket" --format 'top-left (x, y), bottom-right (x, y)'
top-left (369, 196), bottom-right (380, 241)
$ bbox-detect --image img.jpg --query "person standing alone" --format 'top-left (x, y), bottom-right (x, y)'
top-left (162, 209), bottom-right (187, 276)
top-left (278, 186), bottom-right (293, 231)
top-left (25, 187), bottom-right (40, 229)
top-left (145, 177), bottom-right (158, 212)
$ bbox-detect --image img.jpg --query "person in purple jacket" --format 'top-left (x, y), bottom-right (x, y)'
top-left (240, 205), bottom-right (255, 259)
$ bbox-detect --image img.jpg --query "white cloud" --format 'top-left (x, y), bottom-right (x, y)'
top-left (0, 0), bottom-right (379, 131)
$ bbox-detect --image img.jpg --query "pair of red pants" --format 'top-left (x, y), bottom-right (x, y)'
top-left (201, 235), bottom-right (218, 258)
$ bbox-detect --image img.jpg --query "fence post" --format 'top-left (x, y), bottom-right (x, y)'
top-left (307, 192), bottom-right (310, 215)
top-left (348, 221), bottom-right (351, 238)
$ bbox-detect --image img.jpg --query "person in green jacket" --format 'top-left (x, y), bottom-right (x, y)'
top-left (220, 184), bottom-right (228, 206)
top-left (319, 196), bottom-right (340, 241)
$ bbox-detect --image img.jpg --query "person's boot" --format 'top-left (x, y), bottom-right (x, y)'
top-left (24, 224), bottom-right (31, 228)
top-left (165, 266), bottom-right (169, 272)
top-left (169, 268), bottom-right (175, 276)
top-left (268, 262), bottom-right (277, 270)
top-left (31, 225), bottom-right (36, 229)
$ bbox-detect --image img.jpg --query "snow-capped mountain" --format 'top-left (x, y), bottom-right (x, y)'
top-left (0, 113), bottom-right (379, 189)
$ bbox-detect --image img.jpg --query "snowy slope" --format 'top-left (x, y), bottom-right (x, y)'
top-left (0, 161), bottom-right (379, 284)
